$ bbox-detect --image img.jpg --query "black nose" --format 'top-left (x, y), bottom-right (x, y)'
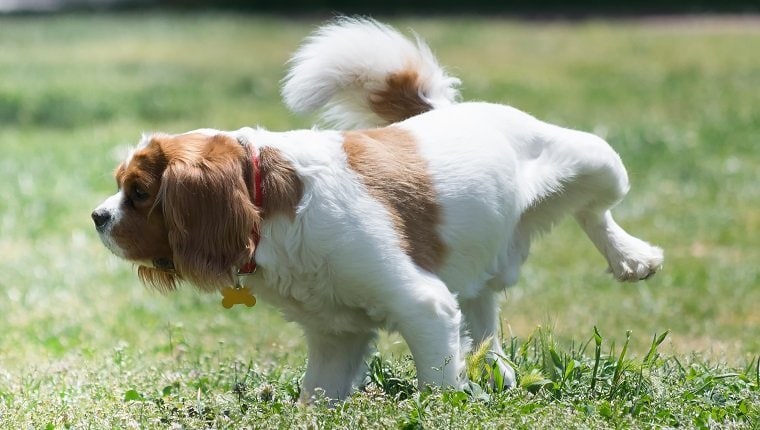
top-left (91, 209), bottom-right (111, 229)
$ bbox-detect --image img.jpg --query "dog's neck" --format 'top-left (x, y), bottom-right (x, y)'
top-left (237, 136), bottom-right (263, 276)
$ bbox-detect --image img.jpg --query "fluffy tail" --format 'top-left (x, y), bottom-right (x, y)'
top-left (282, 18), bottom-right (460, 129)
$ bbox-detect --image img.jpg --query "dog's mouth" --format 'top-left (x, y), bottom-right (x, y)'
top-left (150, 257), bottom-right (176, 273)
top-left (96, 230), bottom-right (129, 260)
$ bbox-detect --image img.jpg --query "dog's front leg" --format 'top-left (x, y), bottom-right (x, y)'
top-left (300, 329), bottom-right (375, 403)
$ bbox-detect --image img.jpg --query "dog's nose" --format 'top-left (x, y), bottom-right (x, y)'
top-left (91, 209), bottom-right (111, 229)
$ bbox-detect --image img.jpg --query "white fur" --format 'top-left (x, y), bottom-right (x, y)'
top-left (282, 17), bottom-right (460, 129)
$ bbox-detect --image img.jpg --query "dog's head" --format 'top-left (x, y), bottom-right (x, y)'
top-left (91, 132), bottom-right (259, 292)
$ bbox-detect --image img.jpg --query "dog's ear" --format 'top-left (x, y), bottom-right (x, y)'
top-left (159, 136), bottom-right (258, 291)
top-left (138, 265), bottom-right (180, 292)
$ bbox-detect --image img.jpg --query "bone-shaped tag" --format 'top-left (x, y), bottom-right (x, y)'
top-left (221, 286), bottom-right (256, 309)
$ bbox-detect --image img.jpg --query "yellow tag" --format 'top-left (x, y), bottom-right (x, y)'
top-left (221, 286), bottom-right (256, 309)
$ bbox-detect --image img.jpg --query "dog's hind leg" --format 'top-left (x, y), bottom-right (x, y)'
top-left (388, 270), bottom-right (466, 391)
top-left (576, 209), bottom-right (663, 282)
top-left (557, 131), bottom-right (663, 281)
top-left (519, 127), bottom-right (663, 281)
top-left (459, 286), bottom-right (516, 389)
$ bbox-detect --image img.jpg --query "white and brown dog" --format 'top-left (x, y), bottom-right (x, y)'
top-left (92, 19), bottom-right (663, 401)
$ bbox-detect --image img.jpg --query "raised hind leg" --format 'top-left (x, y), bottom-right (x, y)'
top-left (519, 126), bottom-right (663, 281)
top-left (576, 210), bottom-right (663, 281)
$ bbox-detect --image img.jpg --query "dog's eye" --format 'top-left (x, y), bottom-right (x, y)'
top-left (132, 185), bottom-right (149, 202)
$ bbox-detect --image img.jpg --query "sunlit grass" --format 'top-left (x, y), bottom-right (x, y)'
top-left (0, 13), bottom-right (758, 428)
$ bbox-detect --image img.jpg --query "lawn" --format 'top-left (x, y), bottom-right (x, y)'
top-left (0, 13), bottom-right (758, 428)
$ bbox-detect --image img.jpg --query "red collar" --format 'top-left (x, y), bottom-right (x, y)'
top-left (238, 144), bottom-right (263, 275)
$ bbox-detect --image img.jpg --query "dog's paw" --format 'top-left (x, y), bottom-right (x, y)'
top-left (487, 352), bottom-right (516, 390)
top-left (606, 237), bottom-right (663, 282)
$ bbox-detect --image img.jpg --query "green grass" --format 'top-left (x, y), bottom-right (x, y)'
top-left (0, 13), bottom-right (758, 428)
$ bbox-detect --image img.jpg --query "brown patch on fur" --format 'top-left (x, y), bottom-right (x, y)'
top-left (368, 68), bottom-right (433, 125)
top-left (343, 127), bottom-right (446, 271)
top-left (259, 146), bottom-right (304, 219)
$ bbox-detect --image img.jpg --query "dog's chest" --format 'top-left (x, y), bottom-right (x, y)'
top-left (241, 154), bottom-right (410, 333)
top-left (253, 270), bottom-right (383, 334)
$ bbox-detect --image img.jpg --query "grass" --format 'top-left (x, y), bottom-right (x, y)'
top-left (0, 13), bottom-right (758, 428)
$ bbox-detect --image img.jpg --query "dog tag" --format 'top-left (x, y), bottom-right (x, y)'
top-left (221, 286), bottom-right (256, 309)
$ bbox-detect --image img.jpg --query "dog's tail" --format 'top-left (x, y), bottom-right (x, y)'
top-left (282, 18), bottom-right (460, 129)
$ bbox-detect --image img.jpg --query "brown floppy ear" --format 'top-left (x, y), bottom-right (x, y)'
top-left (159, 143), bottom-right (258, 291)
top-left (138, 265), bottom-right (180, 292)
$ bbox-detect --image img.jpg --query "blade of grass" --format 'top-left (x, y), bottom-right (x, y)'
top-left (643, 330), bottom-right (670, 366)
top-left (609, 330), bottom-right (631, 400)
top-left (590, 326), bottom-right (603, 396)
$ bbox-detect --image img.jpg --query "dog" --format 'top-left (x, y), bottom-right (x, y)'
top-left (92, 18), bottom-right (663, 402)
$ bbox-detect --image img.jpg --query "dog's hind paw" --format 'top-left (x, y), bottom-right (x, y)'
top-left (606, 237), bottom-right (664, 282)
top-left (483, 351), bottom-right (516, 391)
